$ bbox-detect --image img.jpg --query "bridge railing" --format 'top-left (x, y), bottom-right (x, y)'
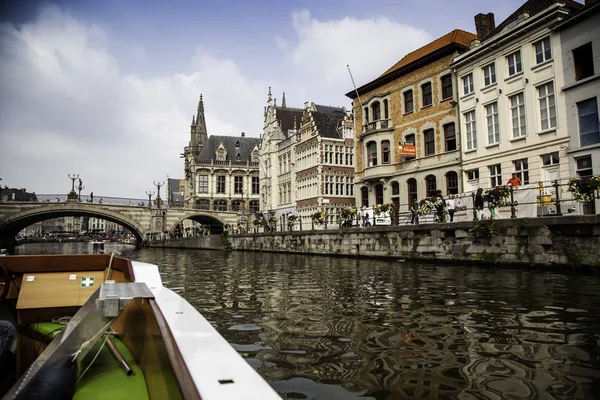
top-left (4, 193), bottom-right (150, 207)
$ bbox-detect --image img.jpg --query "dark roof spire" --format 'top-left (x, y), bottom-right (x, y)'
top-left (191, 115), bottom-right (195, 126)
top-left (268, 87), bottom-right (272, 102)
top-left (195, 93), bottom-right (207, 135)
top-left (282, 92), bottom-right (287, 108)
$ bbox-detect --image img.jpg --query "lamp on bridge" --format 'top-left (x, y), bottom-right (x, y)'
top-left (77, 178), bottom-right (85, 202)
top-left (145, 190), bottom-right (154, 208)
top-left (153, 181), bottom-right (164, 208)
top-left (67, 174), bottom-right (79, 201)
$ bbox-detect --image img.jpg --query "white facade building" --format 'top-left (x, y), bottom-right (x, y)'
top-left (451, 0), bottom-right (582, 194)
top-left (553, 1), bottom-right (600, 213)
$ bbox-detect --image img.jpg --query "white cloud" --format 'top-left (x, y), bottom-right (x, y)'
top-left (0, 5), bottom-right (434, 199)
top-left (277, 9), bottom-right (432, 106)
top-left (0, 5), bottom-right (266, 198)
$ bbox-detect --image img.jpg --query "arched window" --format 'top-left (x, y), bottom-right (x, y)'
top-left (367, 141), bottom-right (377, 167)
top-left (391, 181), bottom-right (399, 196)
top-left (425, 175), bottom-right (437, 197)
top-left (382, 140), bottom-right (390, 164)
top-left (214, 200), bottom-right (228, 211)
top-left (361, 187), bottom-right (369, 207)
top-left (232, 200), bottom-right (243, 211)
top-left (371, 101), bottom-right (381, 121)
top-left (196, 199), bottom-right (210, 210)
top-left (236, 153), bottom-right (241, 161)
top-left (249, 200), bottom-right (259, 213)
top-left (363, 107), bottom-right (369, 123)
top-left (407, 178), bottom-right (417, 206)
top-left (235, 140), bottom-right (240, 148)
top-left (375, 184), bottom-right (384, 205)
top-left (446, 171), bottom-right (458, 194)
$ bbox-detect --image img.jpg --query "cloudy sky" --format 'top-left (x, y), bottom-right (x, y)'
top-left (0, 0), bottom-right (526, 198)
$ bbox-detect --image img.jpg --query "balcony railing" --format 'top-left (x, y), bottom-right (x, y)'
top-left (362, 119), bottom-right (392, 134)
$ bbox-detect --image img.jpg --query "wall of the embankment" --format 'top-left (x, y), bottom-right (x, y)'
top-left (146, 234), bottom-right (226, 250)
top-left (225, 216), bottom-right (600, 269)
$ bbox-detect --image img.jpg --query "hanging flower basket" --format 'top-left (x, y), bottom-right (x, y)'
top-left (568, 176), bottom-right (600, 203)
top-left (340, 207), bottom-right (357, 222)
top-left (484, 186), bottom-right (510, 209)
top-left (417, 197), bottom-right (442, 216)
top-left (311, 212), bottom-right (326, 225)
top-left (374, 203), bottom-right (393, 215)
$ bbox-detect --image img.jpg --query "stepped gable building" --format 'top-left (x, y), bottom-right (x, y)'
top-left (552, 0), bottom-right (600, 214)
top-left (183, 94), bottom-right (260, 215)
top-left (346, 29), bottom-right (476, 211)
top-left (259, 88), bottom-right (355, 223)
top-left (450, 0), bottom-right (582, 196)
top-left (295, 102), bottom-right (354, 223)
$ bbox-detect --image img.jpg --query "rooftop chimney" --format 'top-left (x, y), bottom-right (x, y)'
top-left (241, 132), bottom-right (245, 137)
top-left (474, 12), bottom-right (496, 40)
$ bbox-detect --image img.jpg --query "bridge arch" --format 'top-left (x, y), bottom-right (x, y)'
top-left (0, 204), bottom-right (146, 250)
top-left (168, 213), bottom-right (227, 235)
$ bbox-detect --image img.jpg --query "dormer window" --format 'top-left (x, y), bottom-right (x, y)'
top-left (236, 153), bottom-right (241, 161)
top-left (235, 140), bottom-right (240, 148)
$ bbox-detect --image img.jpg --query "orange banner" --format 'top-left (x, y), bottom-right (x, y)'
top-left (398, 143), bottom-right (416, 157)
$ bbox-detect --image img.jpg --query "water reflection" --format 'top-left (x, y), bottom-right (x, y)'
top-left (17, 243), bottom-right (600, 399)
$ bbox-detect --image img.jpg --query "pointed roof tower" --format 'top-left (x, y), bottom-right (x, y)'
top-left (191, 93), bottom-right (208, 148)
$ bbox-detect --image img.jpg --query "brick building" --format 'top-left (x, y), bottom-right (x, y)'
top-left (346, 30), bottom-right (476, 211)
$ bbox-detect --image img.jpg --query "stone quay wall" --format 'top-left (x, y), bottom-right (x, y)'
top-left (227, 216), bottom-right (600, 268)
top-left (146, 234), bottom-right (226, 250)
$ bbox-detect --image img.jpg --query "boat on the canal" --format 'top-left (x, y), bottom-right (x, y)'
top-left (0, 253), bottom-right (280, 400)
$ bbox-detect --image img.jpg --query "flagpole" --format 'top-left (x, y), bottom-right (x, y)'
top-left (346, 65), bottom-right (364, 129)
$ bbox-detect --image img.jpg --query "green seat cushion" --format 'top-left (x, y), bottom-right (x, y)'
top-left (75, 337), bottom-right (149, 400)
top-left (28, 322), bottom-right (65, 337)
top-left (26, 323), bottom-right (149, 400)
top-left (74, 363), bottom-right (148, 400)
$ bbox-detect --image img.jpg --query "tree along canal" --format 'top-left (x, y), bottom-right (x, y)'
top-left (16, 242), bottom-right (600, 399)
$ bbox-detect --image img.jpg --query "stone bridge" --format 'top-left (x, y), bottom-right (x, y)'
top-left (0, 201), bottom-right (241, 252)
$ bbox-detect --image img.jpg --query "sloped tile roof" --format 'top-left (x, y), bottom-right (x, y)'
top-left (312, 105), bottom-right (346, 139)
top-left (346, 29), bottom-right (476, 98)
top-left (552, 0), bottom-right (600, 30)
top-left (380, 29), bottom-right (477, 77)
top-left (275, 107), bottom-right (303, 135)
top-left (196, 135), bottom-right (260, 163)
top-left (484, 0), bottom-right (582, 40)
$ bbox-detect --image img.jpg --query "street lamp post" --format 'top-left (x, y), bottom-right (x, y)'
top-left (67, 174), bottom-right (79, 201)
top-left (153, 181), bottom-right (164, 208)
top-left (145, 190), bottom-right (154, 208)
top-left (77, 178), bottom-right (85, 202)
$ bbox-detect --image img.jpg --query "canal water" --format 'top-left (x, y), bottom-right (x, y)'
top-left (16, 242), bottom-right (600, 399)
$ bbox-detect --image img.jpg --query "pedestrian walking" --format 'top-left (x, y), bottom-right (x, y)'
top-left (446, 194), bottom-right (456, 222)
